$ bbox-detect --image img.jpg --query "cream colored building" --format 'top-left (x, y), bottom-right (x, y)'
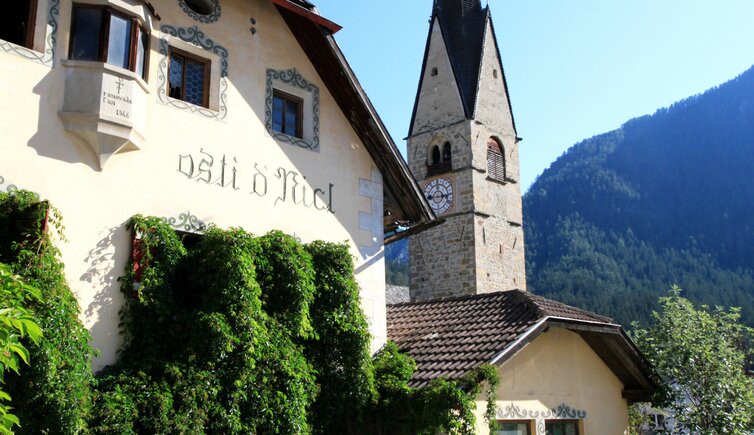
top-left (0, 0), bottom-right (432, 370)
top-left (387, 291), bottom-right (656, 435)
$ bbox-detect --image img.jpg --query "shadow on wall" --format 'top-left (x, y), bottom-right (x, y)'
top-left (82, 222), bottom-right (131, 371)
top-left (29, 68), bottom-right (102, 171)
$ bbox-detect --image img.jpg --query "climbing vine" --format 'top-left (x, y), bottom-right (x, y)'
top-left (95, 216), bottom-right (500, 433)
top-left (0, 264), bottom-right (43, 434)
top-left (0, 197), bottom-right (500, 433)
top-left (0, 191), bottom-right (96, 434)
top-left (366, 342), bottom-right (499, 434)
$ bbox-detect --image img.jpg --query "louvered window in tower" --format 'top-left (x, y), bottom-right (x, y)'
top-left (487, 138), bottom-right (506, 182)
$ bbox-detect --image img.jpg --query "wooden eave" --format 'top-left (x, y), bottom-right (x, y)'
top-left (271, 0), bottom-right (341, 34)
top-left (274, 2), bottom-right (436, 240)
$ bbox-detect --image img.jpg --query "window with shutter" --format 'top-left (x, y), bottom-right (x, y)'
top-left (487, 137), bottom-right (506, 182)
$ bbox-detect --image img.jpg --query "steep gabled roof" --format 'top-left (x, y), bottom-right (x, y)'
top-left (407, 1), bottom-right (518, 137)
top-left (433, 0), bottom-right (487, 118)
top-left (273, 1), bottom-right (437, 240)
top-left (386, 290), bottom-right (656, 401)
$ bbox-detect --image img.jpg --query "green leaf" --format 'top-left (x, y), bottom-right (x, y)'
top-left (8, 344), bottom-right (29, 366)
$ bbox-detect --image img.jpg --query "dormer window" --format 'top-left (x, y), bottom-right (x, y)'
top-left (69, 4), bottom-right (150, 80)
top-left (1, 1), bottom-right (37, 49)
top-left (430, 67), bottom-right (438, 77)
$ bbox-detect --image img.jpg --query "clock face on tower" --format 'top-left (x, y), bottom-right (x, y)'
top-left (423, 176), bottom-right (454, 215)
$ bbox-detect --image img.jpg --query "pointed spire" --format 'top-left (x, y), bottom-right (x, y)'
top-left (433, 0), bottom-right (482, 17)
top-left (432, 0), bottom-right (488, 118)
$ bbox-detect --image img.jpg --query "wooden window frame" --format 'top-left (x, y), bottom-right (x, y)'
top-left (68, 3), bottom-right (150, 80)
top-left (544, 419), bottom-right (580, 435)
top-left (24, 0), bottom-right (38, 49)
top-left (495, 420), bottom-right (533, 435)
top-left (272, 89), bottom-right (304, 139)
top-left (167, 46), bottom-right (211, 108)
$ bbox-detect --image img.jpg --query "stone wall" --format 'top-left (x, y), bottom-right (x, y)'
top-left (409, 212), bottom-right (477, 300)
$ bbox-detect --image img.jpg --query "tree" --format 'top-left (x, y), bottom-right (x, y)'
top-left (632, 287), bottom-right (754, 433)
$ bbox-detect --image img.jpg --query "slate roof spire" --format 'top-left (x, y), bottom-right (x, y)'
top-left (432, 0), bottom-right (488, 118)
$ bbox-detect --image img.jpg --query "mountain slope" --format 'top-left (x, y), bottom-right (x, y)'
top-left (525, 65), bottom-right (754, 326)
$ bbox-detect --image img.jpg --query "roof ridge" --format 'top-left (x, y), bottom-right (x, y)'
top-left (511, 290), bottom-right (548, 319)
top-left (388, 289), bottom-right (525, 307)
top-left (525, 292), bottom-right (614, 323)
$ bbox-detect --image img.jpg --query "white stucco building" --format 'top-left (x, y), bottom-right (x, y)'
top-left (0, 0), bottom-right (434, 369)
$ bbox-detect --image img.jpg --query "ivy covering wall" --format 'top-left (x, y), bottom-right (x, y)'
top-left (0, 191), bottom-right (96, 433)
top-left (0, 192), bottom-right (498, 433)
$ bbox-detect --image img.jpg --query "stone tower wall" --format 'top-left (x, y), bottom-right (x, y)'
top-left (470, 19), bottom-right (526, 292)
top-left (410, 19), bottom-right (466, 137)
top-left (409, 212), bottom-right (477, 300)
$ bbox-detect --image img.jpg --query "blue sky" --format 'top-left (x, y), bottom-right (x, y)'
top-left (313, 1), bottom-right (754, 191)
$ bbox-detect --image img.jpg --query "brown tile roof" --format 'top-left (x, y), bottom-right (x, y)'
top-left (386, 290), bottom-right (613, 387)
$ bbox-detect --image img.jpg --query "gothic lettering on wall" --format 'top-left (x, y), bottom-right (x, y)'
top-left (177, 149), bottom-right (334, 213)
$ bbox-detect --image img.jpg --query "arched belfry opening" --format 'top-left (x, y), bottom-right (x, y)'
top-left (427, 140), bottom-right (452, 176)
top-left (431, 145), bottom-right (441, 164)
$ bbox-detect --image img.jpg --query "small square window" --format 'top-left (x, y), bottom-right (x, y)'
top-left (265, 68), bottom-right (319, 150)
top-left (272, 90), bottom-right (303, 139)
top-left (168, 47), bottom-right (210, 108)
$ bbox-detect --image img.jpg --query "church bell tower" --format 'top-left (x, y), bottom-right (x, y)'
top-left (408, 0), bottom-right (526, 301)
